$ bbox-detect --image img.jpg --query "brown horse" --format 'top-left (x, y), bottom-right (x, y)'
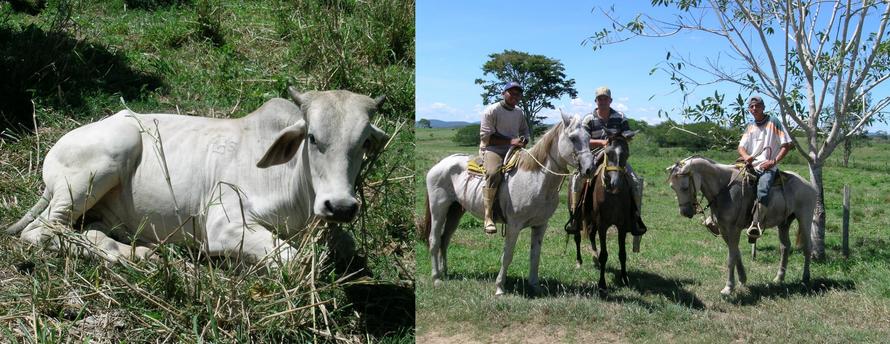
top-left (569, 129), bottom-right (640, 292)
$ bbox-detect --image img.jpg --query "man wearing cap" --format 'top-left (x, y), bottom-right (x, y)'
top-left (478, 82), bottom-right (530, 235)
top-left (738, 96), bottom-right (794, 240)
top-left (585, 86), bottom-right (647, 236)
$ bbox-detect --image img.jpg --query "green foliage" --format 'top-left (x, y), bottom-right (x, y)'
top-left (417, 118), bottom-right (431, 128)
top-left (452, 124), bottom-right (480, 146)
top-left (647, 120), bottom-right (737, 151)
top-left (474, 50), bottom-right (577, 129)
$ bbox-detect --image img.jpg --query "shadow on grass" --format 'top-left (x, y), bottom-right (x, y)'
top-left (445, 268), bottom-right (706, 310)
top-left (729, 277), bottom-right (856, 306)
top-left (0, 25), bottom-right (163, 133)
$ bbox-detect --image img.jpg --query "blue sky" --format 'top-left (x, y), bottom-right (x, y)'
top-left (416, 1), bottom-right (890, 132)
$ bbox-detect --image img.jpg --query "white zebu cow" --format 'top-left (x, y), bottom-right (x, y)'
top-left (6, 87), bottom-right (388, 265)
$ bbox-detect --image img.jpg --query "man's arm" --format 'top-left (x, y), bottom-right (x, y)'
top-left (760, 143), bottom-right (792, 170)
top-left (738, 146), bottom-right (754, 164)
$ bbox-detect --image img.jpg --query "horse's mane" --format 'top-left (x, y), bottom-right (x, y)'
top-left (518, 121), bottom-right (564, 171)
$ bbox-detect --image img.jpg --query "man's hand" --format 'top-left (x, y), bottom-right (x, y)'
top-left (743, 155), bottom-right (754, 165)
top-left (510, 136), bottom-right (527, 148)
top-left (759, 159), bottom-right (776, 170)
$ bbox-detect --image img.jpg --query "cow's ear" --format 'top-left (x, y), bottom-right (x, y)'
top-left (257, 120), bottom-right (306, 168)
top-left (369, 95), bottom-right (385, 117)
top-left (367, 124), bottom-right (389, 154)
top-left (288, 86), bottom-right (309, 109)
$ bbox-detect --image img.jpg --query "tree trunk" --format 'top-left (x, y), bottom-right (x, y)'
top-left (843, 136), bottom-right (852, 167)
top-left (808, 161), bottom-right (827, 260)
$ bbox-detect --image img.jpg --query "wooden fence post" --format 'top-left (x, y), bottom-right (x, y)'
top-left (843, 184), bottom-right (851, 258)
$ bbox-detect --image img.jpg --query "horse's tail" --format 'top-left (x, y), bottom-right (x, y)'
top-left (419, 193), bottom-right (432, 247)
top-left (6, 188), bottom-right (51, 235)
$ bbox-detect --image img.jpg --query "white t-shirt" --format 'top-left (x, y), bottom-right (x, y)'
top-left (739, 115), bottom-right (792, 172)
top-left (479, 102), bottom-right (529, 156)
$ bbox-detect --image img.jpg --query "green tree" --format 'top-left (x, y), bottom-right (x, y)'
top-left (587, 1), bottom-right (890, 259)
top-left (452, 124), bottom-right (481, 146)
top-left (474, 50), bottom-right (577, 135)
top-left (417, 118), bottom-right (431, 128)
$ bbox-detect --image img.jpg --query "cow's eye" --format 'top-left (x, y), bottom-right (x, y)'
top-left (308, 134), bottom-right (317, 145)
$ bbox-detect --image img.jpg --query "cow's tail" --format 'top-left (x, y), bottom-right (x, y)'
top-left (6, 189), bottom-right (51, 235)
top-left (418, 193), bottom-right (432, 247)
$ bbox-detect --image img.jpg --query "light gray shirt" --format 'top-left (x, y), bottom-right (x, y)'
top-left (479, 101), bottom-right (529, 156)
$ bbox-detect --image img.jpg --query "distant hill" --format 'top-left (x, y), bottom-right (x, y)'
top-left (416, 119), bottom-right (477, 128)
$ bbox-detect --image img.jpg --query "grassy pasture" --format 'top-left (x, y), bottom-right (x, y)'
top-left (0, 0), bottom-right (414, 342)
top-left (415, 127), bottom-right (890, 343)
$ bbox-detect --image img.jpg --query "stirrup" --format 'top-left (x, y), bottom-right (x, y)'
top-left (484, 222), bottom-right (497, 235)
top-left (746, 222), bottom-right (762, 240)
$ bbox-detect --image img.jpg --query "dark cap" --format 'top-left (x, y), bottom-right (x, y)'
top-left (749, 96), bottom-right (764, 107)
top-left (503, 82), bottom-right (523, 93)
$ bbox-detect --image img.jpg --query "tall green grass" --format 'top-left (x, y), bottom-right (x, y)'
top-left (0, 0), bottom-right (414, 342)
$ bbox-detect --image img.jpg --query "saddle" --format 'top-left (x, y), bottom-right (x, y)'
top-left (466, 150), bottom-right (521, 177)
top-left (732, 162), bottom-right (787, 187)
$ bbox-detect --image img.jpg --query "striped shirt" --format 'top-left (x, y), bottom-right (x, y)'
top-left (739, 115), bottom-right (792, 172)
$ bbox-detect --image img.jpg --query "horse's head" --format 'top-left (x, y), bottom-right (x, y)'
top-left (595, 128), bottom-right (634, 194)
top-left (558, 112), bottom-right (595, 177)
top-left (666, 158), bottom-right (698, 218)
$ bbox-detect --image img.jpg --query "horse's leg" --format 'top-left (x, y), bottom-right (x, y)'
top-left (720, 228), bottom-right (741, 295)
top-left (774, 218), bottom-right (792, 283)
top-left (427, 200), bottom-right (451, 287)
top-left (439, 205), bottom-right (464, 277)
top-left (618, 227), bottom-right (629, 286)
top-left (574, 227), bottom-right (583, 268)
top-left (798, 213), bottom-right (812, 284)
top-left (495, 225), bottom-right (522, 296)
top-left (596, 225), bottom-right (609, 293)
top-left (528, 225), bottom-right (547, 294)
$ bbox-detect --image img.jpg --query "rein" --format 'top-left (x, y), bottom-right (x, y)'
top-left (518, 147), bottom-right (583, 177)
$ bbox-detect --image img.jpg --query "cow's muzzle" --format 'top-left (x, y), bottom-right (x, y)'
top-left (318, 197), bottom-right (359, 223)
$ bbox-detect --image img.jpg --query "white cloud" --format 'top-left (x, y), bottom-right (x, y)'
top-left (613, 102), bottom-right (629, 112)
top-left (417, 102), bottom-right (477, 122)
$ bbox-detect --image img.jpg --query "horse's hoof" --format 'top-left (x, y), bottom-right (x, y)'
top-left (529, 285), bottom-right (542, 296)
top-left (720, 286), bottom-right (732, 296)
top-left (575, 262), bottom-right (582, 269)
top-left (495, 288), bottom-right (506, 296)
top-left (773, 275), bottom-right (784, 284)
top-left (433, 279), bottom-right (443, 287)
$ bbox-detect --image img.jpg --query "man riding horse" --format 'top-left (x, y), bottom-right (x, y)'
top-left (572, 86), bottom-right (646, 236)
top-left (738, 96), bottom-right (794, 240)
top-left (479, 82), bottom-right (530, 235)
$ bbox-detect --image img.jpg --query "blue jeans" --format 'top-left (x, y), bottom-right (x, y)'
top-left (756, 169), bottom-right (776, 204)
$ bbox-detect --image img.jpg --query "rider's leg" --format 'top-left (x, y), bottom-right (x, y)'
top-left (482, 150), bottom-right (504, 235)
top-left (747, 168), bottom-right (775, 239)
top-left (627, 163), bottom-right (647, 236)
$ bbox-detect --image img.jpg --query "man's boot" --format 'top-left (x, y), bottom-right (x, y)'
top-left (565, 176), bottom-right (583, 234)
top-left (630, 176), bottom-right (647, 236)
top-left (746, 202), bottom-right (765, 240)
top-left (483, 187), bottom-right (498, 234)
top-left (703, 213), bottom-right (719, 236)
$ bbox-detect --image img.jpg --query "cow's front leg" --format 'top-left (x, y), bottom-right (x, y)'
top-left (208, 223), bottom-right (298, 268)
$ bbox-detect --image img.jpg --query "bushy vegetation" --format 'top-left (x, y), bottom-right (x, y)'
top-left (0, 0), bottom-right (414, 342)
top-left (646, 120), bottom-right (738, 151)
top-left (452, 124), bottom-right (480, 146)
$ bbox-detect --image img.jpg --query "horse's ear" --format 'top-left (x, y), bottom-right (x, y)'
top-left (560, 109), bottom-right (572, 127)
top-left (622, 130), bottom-right (636, 139)
top-left (582, 114), bottom-right (594, 131)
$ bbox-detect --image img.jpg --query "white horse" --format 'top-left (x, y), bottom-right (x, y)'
top-left (666, 156), bottom-right (814, 295)
top-left (420, 114), bottom-right (596, 295)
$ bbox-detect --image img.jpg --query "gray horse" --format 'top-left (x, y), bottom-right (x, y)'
top-left (420, 114), bottom-right (595, 295)
top-left (666, 156), bottom-right (814, 295)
